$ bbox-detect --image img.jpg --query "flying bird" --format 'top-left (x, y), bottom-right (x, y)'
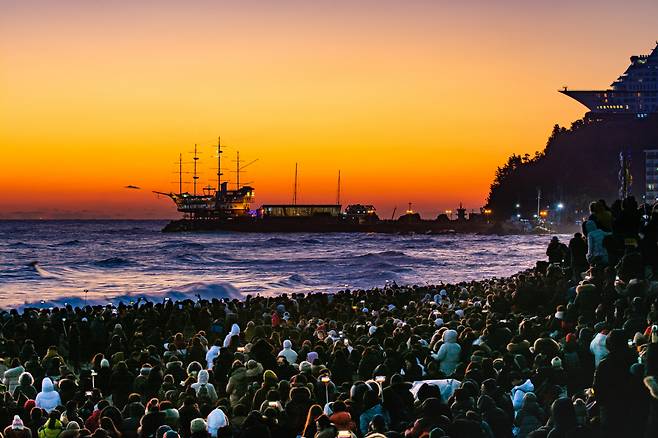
top-left (124, 185), bottom-right (141, 190)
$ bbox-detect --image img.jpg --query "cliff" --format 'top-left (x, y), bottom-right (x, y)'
top-left (486, 114), bottom-right (658, 220)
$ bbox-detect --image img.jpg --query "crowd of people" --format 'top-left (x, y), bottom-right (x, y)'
top-left (0, 196), bottom-right (657, 438)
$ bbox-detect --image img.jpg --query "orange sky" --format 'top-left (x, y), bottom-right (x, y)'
top-left (1, 0), bottom-right (657, 219)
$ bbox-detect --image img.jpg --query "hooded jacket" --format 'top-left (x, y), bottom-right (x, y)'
top-left (511, 379), bottom-right (534, 413)
top-left (190, 370), bottom-right (218, 403)
top-left (35, 378), bottom-right (62, 413)
top-left (277, 340), bottom-right (298, 365)
top-left (514, 393), bottom-right (544, 438)
top-left (205, 346), bottom-right (221, 370)
top-left (431, 330), bottom-right (461, 376)
top-left (590, 332), bottom-right (609, 368)
top-left (206, 408), bottom-right (229, 438)
top-left (223, 324), bottom-right (240, 348)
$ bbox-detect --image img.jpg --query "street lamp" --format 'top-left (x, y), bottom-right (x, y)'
top-left (557, 203), bottom-right (564, 210)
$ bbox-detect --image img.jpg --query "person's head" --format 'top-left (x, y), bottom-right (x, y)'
top-left (315, 414), bottom-right (332, 431)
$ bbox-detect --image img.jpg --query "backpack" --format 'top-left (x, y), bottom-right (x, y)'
top-left (198, 383), bottom-right (211, 404)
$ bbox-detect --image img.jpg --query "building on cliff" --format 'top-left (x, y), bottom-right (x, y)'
top-left (560, 42), bottom-right (658, 117)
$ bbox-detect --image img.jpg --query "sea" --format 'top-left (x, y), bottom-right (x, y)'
top-left (0, 220), bottom-right (563, 310)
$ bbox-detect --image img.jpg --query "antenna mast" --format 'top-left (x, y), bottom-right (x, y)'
top-left (293, 163), bottom-right (298, 205)
top-left (193, 144), bottom-right (199, 196)
top-left (336, 170), bottom-right (341, 205)
top-left (217, 136), bottom-right (223, 192)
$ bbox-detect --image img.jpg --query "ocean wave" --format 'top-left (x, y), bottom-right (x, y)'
top-left (357, 250), bottom-right (408, 259)
top-left (28, 262), bottom-right (60, 279)
top-left (16, 281), bottom-right (243, 310)
top-left (91, 257), bottom-right (135, 268)
top-left (161, 241), bottom-right (206, 251)
top-left (7, 242), bottom-right (34, 249)
top-left (269, 273), bottom-right (313, 287)
top-left (54, 240), bottom-right (81, 247)
top-left (264, 237), bottom-right (295, 246)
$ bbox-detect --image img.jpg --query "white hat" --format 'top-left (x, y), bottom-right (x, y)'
top-left (434, 318), bottom-right (444, 327)
top-left (368, 326), bottom-right (377, 336)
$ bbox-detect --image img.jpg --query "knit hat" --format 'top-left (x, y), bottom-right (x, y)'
top-left (551, 357), bottom-right (563, 369)
top-left (23, 400), bottom-right (35, 412)
top-left (100, 359), bottom-right (110, 368)
top-left (434, 318), bottom-right (444, 327)
top-left (263, 370), bottom-right (278, 385)
top-left (190, 419), bottom-right (207, 433)
top-left (299, 361), bottom-right (312, 373)
top-left (11, 415), bottom-right (24, 430)
top-left (67, 422), bottom-right (80, 431)
top-left (164, 431), bottom-right (180, 438)
top-left (368, 326), bottom-right (377, 336)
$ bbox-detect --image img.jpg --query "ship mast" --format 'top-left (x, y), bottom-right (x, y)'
top-left (217, 136), bottom-right (222, 192)
top-left (336, 170), bottom-right (341, 205)
top-left (293, 163), bottom-right (298, 205)
top-left (193, 144), bottom-right (199, 196)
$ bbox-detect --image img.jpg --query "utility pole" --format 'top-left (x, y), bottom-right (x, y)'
top-left (293, 163), bottom-right (298, 205)
top-left (178, 153), bottom-right (183, 195)
top-left (217, 136), bottom-right (222, 192)
top-left (536, 187), bottom-right (541, 221)
top-left (236, 151), bottom-right (240, 190)
top-left (193, 144), bottom-right (199, 195)
top-left (336, 170), bottom-right (341, 205)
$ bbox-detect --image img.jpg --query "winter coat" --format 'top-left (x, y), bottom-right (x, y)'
top-left (35, 378), bottom-right (61, 413)
top-left (223, 324), bottom-right (240, 349)
top-left (431, 330), bottom-right (461, 376)
top-left (285, 386), bottom-right (313, 436)
top-left (207, 408), bottom-right (229, 438)
top-left (37, 420), bottom-right (63, 438)
top-left (593, 352), bottom-right (633, 438)
top-left (514, 396), bottom-right (544, 438)
top-left (139, 411), bottom-right (167, 438)
top-left (190, 370), bottom-right (218, 404)
top-left (359, 404), bottom-right (390, 435)
top-left (511, 380), bottom-right (534, 414)
top-left (590, 332), bottom-right (609, 368)
top-left (13, 372), bottom-right (37, 401)
top-left (585, 221), bottom-right (611, 265)
top-left (109, 367), bottom-right (135, 410)
top-left (4, 366), bottom-right (25, 395)
top-left (4, 428), bottom-right (32, 438)
top-left (226, 366), bottom-right (248, 408)
top-left (205, 346), bottom-right (221, 370)
top-left (277, 340), bottom-right (298, 365)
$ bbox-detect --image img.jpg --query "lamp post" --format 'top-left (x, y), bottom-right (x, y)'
top-left (321, 376), bottom-right (331, 404)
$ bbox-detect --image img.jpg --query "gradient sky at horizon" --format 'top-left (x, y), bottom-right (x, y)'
top-left (1, 0), bottom-right (657, 219)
